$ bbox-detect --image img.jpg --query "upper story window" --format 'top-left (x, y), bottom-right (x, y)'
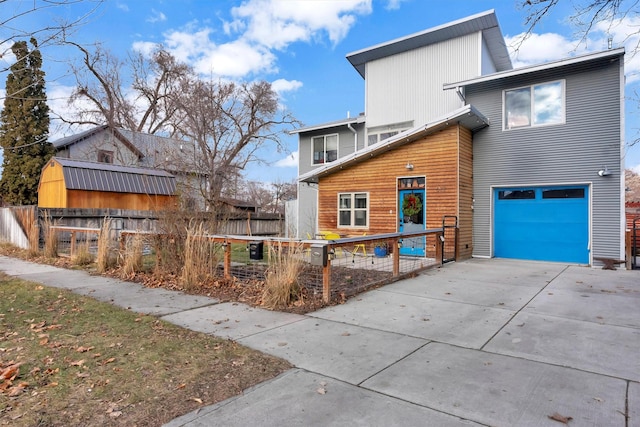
top-left (338, 192), bottom-right (368, 228)
top-left (97, 150), bottom-right (114, 163)
top-left (312, 134), bottom-right (338, 165)
top-left (504, 80), bottom-right (565, 130)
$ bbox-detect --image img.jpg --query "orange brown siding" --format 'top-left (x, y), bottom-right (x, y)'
top-left (318, 124), bottom-right (473, 259)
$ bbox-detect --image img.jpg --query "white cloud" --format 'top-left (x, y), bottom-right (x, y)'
top-left (131, 41), bottom-right (157, 56)
top-left (132, 1), bottom-right (372, 80)
top-left (506, 15), bottom-right (640, 83)
top-left (632, 164), bottom-right (640, 174)
top-left (271, 78), bottom-right (302, 94)
top-left (116, 2), bottom-right (129, 12)
top-left (384, 0), bottom-right (407, 10)
top-left (147, 9), bottom-right (167, 24)
top-left (275, 151), bottom-right (298, 167)
top-left (505, 32), bottom-right (584, 68)
top-left (228, 0), bottom-right (372, 49)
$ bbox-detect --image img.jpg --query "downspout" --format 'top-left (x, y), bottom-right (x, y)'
top-left (347, 123), bottom-right (358, 151)
top-left (455, 86), bottom-right (466, 105)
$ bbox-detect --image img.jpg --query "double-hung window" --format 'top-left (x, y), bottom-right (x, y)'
top-left (312, 134), bottom-right (338, 165)
top-left (338, 193), bottom-right (368, 228)
top-left (504, 80), bottom-right (565, 130)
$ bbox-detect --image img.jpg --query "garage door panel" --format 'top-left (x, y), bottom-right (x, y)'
top-left (494, 186), bottom-right (588, 263)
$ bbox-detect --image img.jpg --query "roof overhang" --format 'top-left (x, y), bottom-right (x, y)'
top-left (298, 104), bottom-right (488, 184)
top-left (288, 115), bottom-right (366, 135)
top-left (444, 48), bottom-right (625, 90)
top-left (346, 10), bottom-right (512, 79)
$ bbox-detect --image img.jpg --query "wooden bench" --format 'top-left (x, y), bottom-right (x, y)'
top-left (593, 257), bottom-right (626, 270)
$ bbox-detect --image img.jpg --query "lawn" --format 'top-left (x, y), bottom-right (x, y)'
top-left (0, 273), bottom-right (292, 426)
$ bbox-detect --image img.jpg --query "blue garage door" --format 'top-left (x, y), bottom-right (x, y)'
top-left (494, 186), bottom-right (589, 263)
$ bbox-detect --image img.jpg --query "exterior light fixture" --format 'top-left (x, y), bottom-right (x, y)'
top-left (405, 162), bottom-right (414, 171)
top-left (598, 166), bottom-right (612, 177)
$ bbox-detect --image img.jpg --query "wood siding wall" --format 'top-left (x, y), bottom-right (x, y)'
top-left (38, 160), bottom-right (176, 211)
top-left (38, 160), bottom-right (67, 208)
top-left (318, 124), bottom-right (472, 258)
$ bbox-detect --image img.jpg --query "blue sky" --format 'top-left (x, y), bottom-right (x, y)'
top-left (2, 0), bottom-right (639, 184)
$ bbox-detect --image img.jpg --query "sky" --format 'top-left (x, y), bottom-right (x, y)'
top-left (2, 0), bottom-right (640, 185)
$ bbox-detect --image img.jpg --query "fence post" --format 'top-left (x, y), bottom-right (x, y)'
top-left (626, 230), bottom-right (631, 270)
top-left (393, 237), bottom-right (400, 277)
top-left (224, 240), bottom-right (231, 279)
top-left (436, 231), bottom-right (443, 265)
top-left (323, 256), bottom-right (331, 303)
top-left (70, 231), bottom-right (76, 257)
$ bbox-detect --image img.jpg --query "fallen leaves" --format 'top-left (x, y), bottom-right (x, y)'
top-left (0, 362), bottom-right (27, 397)
top-left (548, 412), bottom-right (573, 424)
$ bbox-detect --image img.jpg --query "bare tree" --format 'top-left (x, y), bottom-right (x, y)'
top-left (172, 77), bottom-right (300, 212)
top-left (62, 42), bottom-right (189, 133)
top-left (1, 0), bottom-right (103, 72)
top-left (519, 0), bottom-right (639, 51)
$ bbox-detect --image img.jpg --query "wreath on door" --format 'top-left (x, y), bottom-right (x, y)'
top-left (402, 193), bottom-right (422, 216)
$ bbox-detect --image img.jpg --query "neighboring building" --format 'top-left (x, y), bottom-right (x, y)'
top-left (51, 125), bottom-right (205, 209)
top-left (292, 10), bottom-right (625, 265)
top-left (38, 157), bottom-right (176, 210)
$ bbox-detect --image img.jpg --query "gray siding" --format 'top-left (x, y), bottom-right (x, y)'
top-left (365, 32), bottom-right (481, 128)
top-left (297, 123), bottom-right (364, 176)
top-left (466, 55), bottom-right (624, 261)
top-left (297, 182), bottom-right (318, 238)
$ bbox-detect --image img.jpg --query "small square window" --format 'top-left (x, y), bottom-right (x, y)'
top-left (98, 150), bottom-right (114, 163)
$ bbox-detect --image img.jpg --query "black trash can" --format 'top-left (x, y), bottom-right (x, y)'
top-left (249, 241), bottom-right (263, 260)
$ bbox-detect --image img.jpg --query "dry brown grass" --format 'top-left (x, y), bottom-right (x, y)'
top-left (96, 218), bottom-right (116, 273)
top-left (72, 237), bottom-right (94, 266)
top-left (26, 212), bottom-right (40, 258)
top-left (261, 241), bottom-right (304, 310)
top-left (42, 212), bottom-right (58, 259)
top-left (180, 222), bottom-right (220, 289)
top-left (119, 233), bottom-right (144, 278)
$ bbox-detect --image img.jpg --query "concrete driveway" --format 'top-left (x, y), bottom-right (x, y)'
top-left (0, 255), bottom-right (636, 425)
top-left (167, 258), bottom-right (640, 426)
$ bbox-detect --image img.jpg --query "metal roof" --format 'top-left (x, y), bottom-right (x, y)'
top-left (288, 115), bottom-right (366, 135)
top-left (346, 10), bottom-right (512, 78)
top-left (53, 157), bottom-right (176, 195)
top-left (298, 104), bottom-right (489, 183)
top-left (444, 48), bottom-right (625, 90)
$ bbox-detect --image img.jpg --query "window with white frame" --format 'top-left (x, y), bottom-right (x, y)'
top-left (504, 80), bottom-right (565, 130)
top-left (312, 134), bottom-right (338, 165)
top-left (338, 193), bottom-right (368, 228)
top-left (367, 121), bottom-right (413, 146)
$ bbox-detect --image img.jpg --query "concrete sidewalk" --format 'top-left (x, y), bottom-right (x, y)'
top-left (1, 256), bottom-right (638, 426)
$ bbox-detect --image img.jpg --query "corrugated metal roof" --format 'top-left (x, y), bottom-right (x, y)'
top-left (346, 10), bottom-right (512, 78)
top-left (53, 157), bottom-right (176, 195)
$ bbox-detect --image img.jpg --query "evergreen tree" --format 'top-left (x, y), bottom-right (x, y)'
top-left (0, 38), bottom-right (53, 206)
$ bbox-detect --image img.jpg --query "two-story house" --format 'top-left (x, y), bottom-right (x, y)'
top-left (292, 10), bottom-right (625, 265)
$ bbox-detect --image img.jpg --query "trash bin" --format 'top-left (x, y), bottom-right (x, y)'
top-left (249, 241), bottom-right (263, 260)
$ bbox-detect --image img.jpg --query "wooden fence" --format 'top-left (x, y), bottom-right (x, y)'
top-left (0, 206), bottom-right (37, 250)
